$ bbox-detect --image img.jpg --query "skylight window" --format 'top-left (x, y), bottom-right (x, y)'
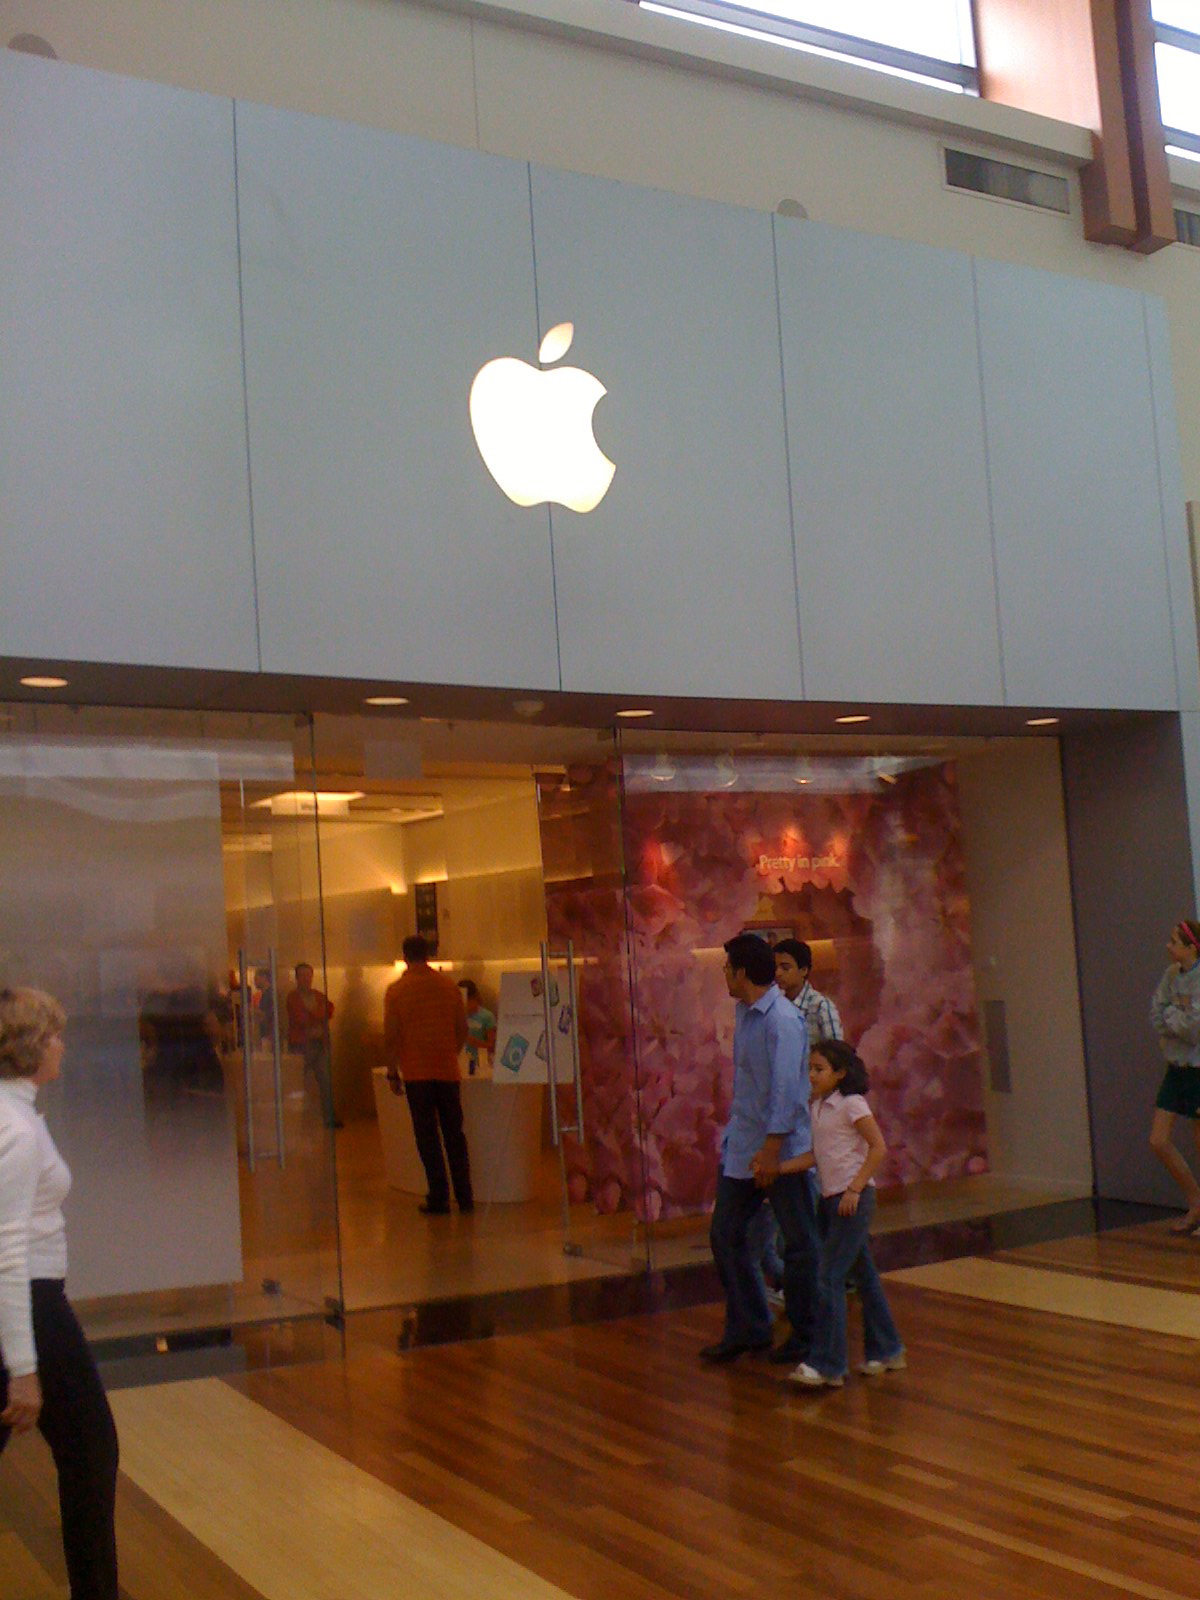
top-left (638, 0), bottom-right (978, 93)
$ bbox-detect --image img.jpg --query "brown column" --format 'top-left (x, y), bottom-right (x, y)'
top-left (972, 0), bottom-right (1173, 253)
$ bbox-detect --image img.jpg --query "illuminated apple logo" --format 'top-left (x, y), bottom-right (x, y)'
top-left (469, 323), bottom-right (615, 514)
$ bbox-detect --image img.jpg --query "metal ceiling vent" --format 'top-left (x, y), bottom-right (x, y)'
top-left (943, 148), bottom-right (1070, 214)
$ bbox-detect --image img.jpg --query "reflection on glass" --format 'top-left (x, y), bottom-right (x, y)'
top-left (0, 739), bottom-right (243, 1304)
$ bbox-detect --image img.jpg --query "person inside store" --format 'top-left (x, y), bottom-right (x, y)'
top-left (457, 979), bottom-right (497, 1077)
top-left (286, 962), bottom-right (340, 1129)
top-left (773, 938), bottom-right (843, 1042)
top-left (702, 934), bottom-right (819, 1365)
top-left (0, 987), bottom-right (120, 1600)
top-left (253, 966), bottom-right (277, 1048)
top-left (384, 937), bottom-right (473, 1214)
top-left (138, 970), bottom-right (224, 1113)
top-left (1149, 918), bottom-right (1200, 1232)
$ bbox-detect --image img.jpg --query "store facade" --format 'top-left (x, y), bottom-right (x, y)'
top-left (1, 48), bottom-right (1196, 1358)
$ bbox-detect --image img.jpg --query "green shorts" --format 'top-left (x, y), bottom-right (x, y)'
top-left (1155, 1066), bottom-right (1200, 1119)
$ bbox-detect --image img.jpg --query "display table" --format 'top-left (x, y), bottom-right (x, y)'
top-left (371, 1068), bottom-right (544, 1203)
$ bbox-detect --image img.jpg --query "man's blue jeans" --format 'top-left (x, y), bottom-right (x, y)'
top-left (807, 1187), bottom-right (902, 1378)
top-left (710, 1170), bottom-right (820, 1348)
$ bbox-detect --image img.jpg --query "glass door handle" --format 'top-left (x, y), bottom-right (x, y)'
top-left (267, 948), bottom-right (286, 1170)
top-left (539, 941), bottom-right (562, 1147)
top-left (237, 948), bottom-right (256, 1174)
top-left (560, 939), bottom-right (584, 1141)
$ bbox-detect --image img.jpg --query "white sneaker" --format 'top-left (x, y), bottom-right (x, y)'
top-left (788, 1362), bottom-right (844, 1389)
top-left (859, 1351), bottom-right (907, 1375)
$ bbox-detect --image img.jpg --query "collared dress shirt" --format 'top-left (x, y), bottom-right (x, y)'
top-left (794, 979), bottom-right (843, 1042)
top-left (721, 984), bottom-right (810, 1180)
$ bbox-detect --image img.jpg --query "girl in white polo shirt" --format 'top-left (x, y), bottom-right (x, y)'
top-left (778, 1038), bottom-right (904, 1389)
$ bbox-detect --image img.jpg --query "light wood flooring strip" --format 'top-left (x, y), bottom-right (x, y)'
top-left (109, 1378), bottom-right (577, 1600)
top-left (886, 1255), bottom-right (1200, 1337)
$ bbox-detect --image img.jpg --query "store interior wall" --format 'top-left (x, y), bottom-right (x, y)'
top-left (245, 781), bottom-right (546, 1120)
top-left (957, 740), bottom-right (1092, 1191)
top-left (1061, 714), bottom-right (1196, 1207)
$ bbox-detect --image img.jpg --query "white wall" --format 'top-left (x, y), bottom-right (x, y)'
top-left (4, 0), bottom-right (1198, 505)
top-left (957, 740), bottom-right (1092, 1190)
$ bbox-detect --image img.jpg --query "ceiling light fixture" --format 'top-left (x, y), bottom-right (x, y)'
top-left (835, 714), bottom-right (871, 725)
top-left (20, 675), bottom-right (68, 689)
top-left (251, 790), bottom-right (366, 816)
top-left (364, 695), bottom-right (409, 707)
top-left (1026, 716), bottom-right (1059, 727)
top-left (615, 708), bottom-right (654, 719)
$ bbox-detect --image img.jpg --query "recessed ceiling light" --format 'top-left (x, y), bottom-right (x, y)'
top-left (835, 714), bottom-right (871, 725)
top-left (20, 675), bottom-right (68, 689)
top-left (1026, 716), bottom-right (1059, 727)
top-left (615, 708), bottom-right (654, 719)
top-left (364, 695), bottom-right (409, 707)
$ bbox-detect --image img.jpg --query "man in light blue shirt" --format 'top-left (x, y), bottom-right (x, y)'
top-left (701, 934), bottom-right (820, 1364)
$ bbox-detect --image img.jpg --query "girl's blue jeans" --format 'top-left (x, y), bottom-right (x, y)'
top-left (807, 1187), bottom-right (902, 1378)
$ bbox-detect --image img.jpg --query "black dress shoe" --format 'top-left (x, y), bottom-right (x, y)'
top-left (418, 1200), bottom-right (451, 1215)
top-left (699, 1339), bottom-right (772, 1364)
top-left (458, 1201), bottom-right (475, 1213)
top-left (769, 1340), bottom-right (810, 1366)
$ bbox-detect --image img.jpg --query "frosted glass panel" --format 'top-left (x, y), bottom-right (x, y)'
top-left (0, 738), bottom-right (241, 1299)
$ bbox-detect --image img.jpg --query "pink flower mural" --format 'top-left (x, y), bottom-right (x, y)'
top-left (540, 759), bottom-right (987, 1221)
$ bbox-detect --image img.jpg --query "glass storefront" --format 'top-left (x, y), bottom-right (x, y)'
top-left (0, 705), bottom-right (341, 1363)
top-left (0, 703), bottom-right (1093, 1359)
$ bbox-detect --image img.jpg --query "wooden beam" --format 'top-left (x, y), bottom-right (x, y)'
top-left (972, 0), bottom-right (1171, 252)
top-left (1115, 0), bottom-right (1176, 253)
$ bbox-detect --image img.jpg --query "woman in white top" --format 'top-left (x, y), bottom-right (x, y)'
top-left (775, 1038), bottom-right (904, 1389)
top-left (0, 988), bottom-right (119, 1600)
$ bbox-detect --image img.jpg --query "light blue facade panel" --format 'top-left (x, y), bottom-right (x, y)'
top-left (775, 220), bottom-right (1002, 706)
top-left (0, 54), bottom-right (258, 672)
top-left (977, 260), bottom-right (1177, 712)
top-left (1143, 296), bottom-right (1199, 714)
top-left (530, 168), bottom-right (802, 702)
top-left (236, 104), bottom-right (560, 690)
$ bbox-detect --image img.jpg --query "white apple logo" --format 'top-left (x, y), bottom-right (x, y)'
top-left (469, 323), bottom-right (615, 514)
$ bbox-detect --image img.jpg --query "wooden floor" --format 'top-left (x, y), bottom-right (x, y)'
top-left (4, 1218), bottom-right (1200, 1599)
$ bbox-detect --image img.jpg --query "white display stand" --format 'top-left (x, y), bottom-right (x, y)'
top-left (371, 1068), bottom-right (544, 1203)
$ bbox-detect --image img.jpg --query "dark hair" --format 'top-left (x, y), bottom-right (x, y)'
top-left (773, 938), bottom-right (812, 972)
top-left (458, 979), bottom-right (479, 999)
top-left (724, 934), bottom-right (776, 988)
top-left (402, 934), bottom-right (431, 964)
top-left (294, 961), bottom-right (314, 977)
top-left (811, 1037), bottom-right (869, 1095)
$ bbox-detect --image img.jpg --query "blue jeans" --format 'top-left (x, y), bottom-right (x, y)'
top-left (710, 1170), bottom-right (820, 1348)
top-left (807, 1187), bottom-right (902, 1378)
top-left (747, 1203), bottom-right (784, 1288)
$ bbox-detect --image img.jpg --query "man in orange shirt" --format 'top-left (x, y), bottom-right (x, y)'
top-left (384, 935), bottom-right (473, 1214)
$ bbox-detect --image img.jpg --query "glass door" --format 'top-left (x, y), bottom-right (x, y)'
top-left (0, 704), bottom-right (342, 1360)
top-left (221, 721), bottom-right (344, 1335)
top-left (535, 757), bottom-right (655, 1275)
